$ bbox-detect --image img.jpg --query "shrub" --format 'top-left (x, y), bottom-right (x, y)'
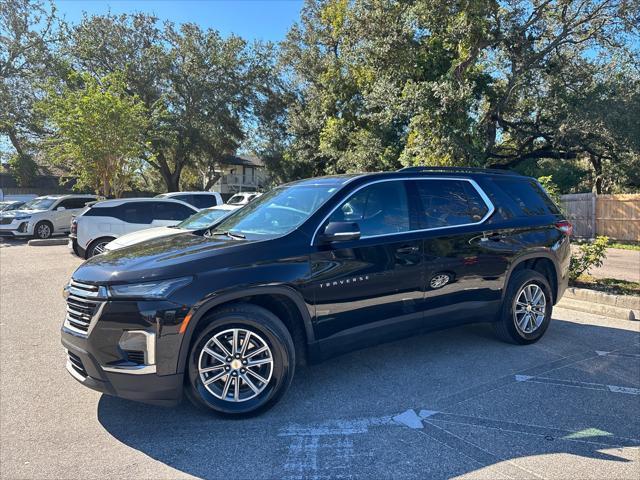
top-left (569, 236), bottom-right (609, 281)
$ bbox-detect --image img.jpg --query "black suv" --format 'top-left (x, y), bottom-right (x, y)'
top-left (61, 167), bottom-right (571, 416)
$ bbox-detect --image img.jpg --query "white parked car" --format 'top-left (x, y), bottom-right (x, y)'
top-left (0, 194), bottom-right (97, 239)
top-left (226, 192), bottom-right (262, 206)
top-left (155, 191), bottom-right (223, 209)
top-left (104, 204), bottom-right (241, 252)
top-left (69, 198), bottom-right (198, 258)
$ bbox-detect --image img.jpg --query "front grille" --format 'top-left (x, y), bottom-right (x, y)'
top-left (67, 351), bottom-right (88, 377)
top-left (0, 217), bottom-right (13, 225)
top-left (64, 280), bottom-right (104, 334)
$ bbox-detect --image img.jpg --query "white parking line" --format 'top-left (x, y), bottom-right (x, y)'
top-left (596, 350), bottom-right (640, 359)
top-left (515, 374), bottom-right (640, 395)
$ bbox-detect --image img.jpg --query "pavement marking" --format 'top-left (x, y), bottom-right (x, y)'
top-left (596, 350), bottom-right (640, 359)
top-left (393, 409), bottom-right (423, 429)
top-left (514, 374), bottom-right (640, 395)
top-left (418, 418), bottom-right (544, 479)
top-left (419, 411), bottom-right (639, 448)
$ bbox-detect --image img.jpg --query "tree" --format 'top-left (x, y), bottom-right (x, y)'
top-left (0, 0), bottom-right (61, 184)
top-left (40, 73), bottom-right (147, 197)
top-left (65, 14), bottom-right (282, 191)
top-left (279, 0), bottom-right (640, 191)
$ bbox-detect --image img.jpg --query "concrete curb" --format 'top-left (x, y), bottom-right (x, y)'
top-left (564, 287), bottom-right (639, 310)
top-left (28, 238), bottom-right (68, 246)
top-left (558, 287), bottom-right (639, 321)
top-left (557, 298), bottom-right (638, 321)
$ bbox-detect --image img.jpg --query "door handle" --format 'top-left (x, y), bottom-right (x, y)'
top-left (397, 245), bottom-right (419, 254)
top-left (486, 232), bottom-right (503, 241)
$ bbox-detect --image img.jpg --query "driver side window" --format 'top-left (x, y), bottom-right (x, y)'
top-left (328, 181), bottom-right (410, 238)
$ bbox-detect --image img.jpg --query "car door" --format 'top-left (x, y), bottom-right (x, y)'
top-left (50, 198), bottom-right (78, 232)
top-left (309, 180), bottom-right (425, 343)
top-left (412, 178), bottom-right (508, 325)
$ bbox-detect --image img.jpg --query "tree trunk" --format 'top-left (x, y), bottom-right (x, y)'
top-left (589, 154), bottom-right (604, 194)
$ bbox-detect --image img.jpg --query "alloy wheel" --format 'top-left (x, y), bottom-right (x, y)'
top-left (198, 328), bottom-right (274, 402)
top-left (513, 283), bottom-right (547, 334)
top-left (92, 242), bottom-right (109, 255)
top-left (37, 224), bottom-right (51, 239)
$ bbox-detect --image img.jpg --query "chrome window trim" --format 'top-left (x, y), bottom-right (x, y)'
top-left (310, 176), bottom-right (495, 245)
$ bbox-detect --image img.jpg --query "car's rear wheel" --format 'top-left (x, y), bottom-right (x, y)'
top-left (86, 237), bottom-right (114, 258)
top-left (494, 269), bottom-right (552, 344)
top-left (33, 221), bottom-right (53, 239)
top-left (186, 303), bottom-right (295, 417)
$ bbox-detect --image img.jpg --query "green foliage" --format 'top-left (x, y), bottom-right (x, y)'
top-left (278, 0), bottom-right (640, 188)
top-left (537, 176), bottom-right (562, 207)
top-left (569, 236), bottom-right (609, 281)
top-left (7, 152), bottom-right (38, 186)
top-left (40, 73), bottom-right (148, 197)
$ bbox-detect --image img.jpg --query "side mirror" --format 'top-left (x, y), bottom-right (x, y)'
top-left (318, 221), bottom-right (361, 243)
top-left (56, 206), bottom-right (66, 211)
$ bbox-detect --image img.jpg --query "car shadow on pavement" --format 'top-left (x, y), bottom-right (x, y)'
top-left (97, 318), bottom-right (639, 479)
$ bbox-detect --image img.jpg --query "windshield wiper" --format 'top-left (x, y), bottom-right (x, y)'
top-left (210, 230), bottom-right (246, 240)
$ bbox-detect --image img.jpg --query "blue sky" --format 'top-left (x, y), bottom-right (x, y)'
top-left (54, 0), bottom-right (304, 42)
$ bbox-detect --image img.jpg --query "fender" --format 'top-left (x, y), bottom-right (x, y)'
top-left (502, 248), bottom-right (561, 302)
top-left (175, 284), bottom-right (315, 374)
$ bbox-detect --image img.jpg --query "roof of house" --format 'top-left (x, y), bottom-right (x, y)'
top-left (220, 154), bottom-right (264, 168)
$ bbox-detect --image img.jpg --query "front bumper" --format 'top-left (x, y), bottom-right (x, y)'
top-left (0, 220), bottom-right (31, 236)
top-left (60, 292), bottom-right (191, 407)
top-left (62, 330), bottom-right (184, 406)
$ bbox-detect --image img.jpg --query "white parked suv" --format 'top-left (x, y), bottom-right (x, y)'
top-left (69, 198), bottom-right (198, 258)
top-left (155, 191), bottom-right (223, 209)
top-left (226, 192), bottom-right (262, 206)
top-left (0, 194), bottom-right (97, 239)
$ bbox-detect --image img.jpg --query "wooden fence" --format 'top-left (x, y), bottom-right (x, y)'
top-left (560, 193), bottom-right (640, 241)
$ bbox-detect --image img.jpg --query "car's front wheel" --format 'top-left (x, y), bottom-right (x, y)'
top-left (186, 303), bottom-right (295, 417)
top-left (494, 269), bottom-right (553, 344)
top-left (33, 221), bottom-right (53, 239)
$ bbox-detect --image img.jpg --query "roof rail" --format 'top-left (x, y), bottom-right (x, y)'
top-left (397, 166), bottom-right (520, 176)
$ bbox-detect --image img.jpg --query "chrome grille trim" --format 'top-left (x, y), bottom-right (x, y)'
top-left (63, 280), bottom-right (105, 336)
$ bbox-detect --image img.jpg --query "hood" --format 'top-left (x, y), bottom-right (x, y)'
top-left (105, 226), bottom-right (183, 251)
top-left (0, 208), bottom-right (45, 217)
top-left (72, 232), bottom-right (258, 284)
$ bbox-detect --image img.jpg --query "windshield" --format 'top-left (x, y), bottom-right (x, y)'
top-left (176, 208), bottom-right (233, 230)
top-left (21, 197), bottom-right (57, 210)
top-left (213, 184), bottom-right (339, 237)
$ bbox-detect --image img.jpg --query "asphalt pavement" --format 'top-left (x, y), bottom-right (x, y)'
top-left (1, 242), bottom-right (639, 479)
top-left (588, 248), bottom-right (640, 283)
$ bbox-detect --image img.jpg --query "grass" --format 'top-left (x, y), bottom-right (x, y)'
top-left (571, 239), bottom-right (640, 251)
top-left (571, 275), bottom-right (640, 297)
top-left (607, 241), bottom-right (640, 251)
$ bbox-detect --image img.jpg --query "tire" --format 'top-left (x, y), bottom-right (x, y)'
top-left (186, 303), bottom-right (295, 417)
top-left (494, 269), bottom-right (553, 345)
top-left (33, 221), bottom-right (53, 240)
top-left (86, 237), bottom-right (114, 258)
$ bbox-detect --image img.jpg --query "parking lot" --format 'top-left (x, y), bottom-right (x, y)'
top-left (1, 241), bottom-right (639, 479)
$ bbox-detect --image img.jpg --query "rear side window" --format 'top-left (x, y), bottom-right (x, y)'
top-left (191, 194), bottom-right (219, 209)
top-left (328, 181), bottom-right (410, 238)
top-left (494, 179), bottom-right (560, 217)
top-left (414, 180), bottom-right (489, 229)
top-left (58, 198), bottom-right (91, 209)
top-left (85, 202), bottom-right (153, 224)
top-left (153, 202), bottom-right (194, 221)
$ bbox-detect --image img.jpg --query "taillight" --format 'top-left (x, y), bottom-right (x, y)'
top-left (70, 219), bottom-right (77, 235)
top-left (555, 220), bottom-right (573, 236)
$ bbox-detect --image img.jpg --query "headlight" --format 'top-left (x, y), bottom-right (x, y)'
top-left (14, 215), bottom-right (31, 220)
top-left (108, 277), bottom-right (193, 299)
